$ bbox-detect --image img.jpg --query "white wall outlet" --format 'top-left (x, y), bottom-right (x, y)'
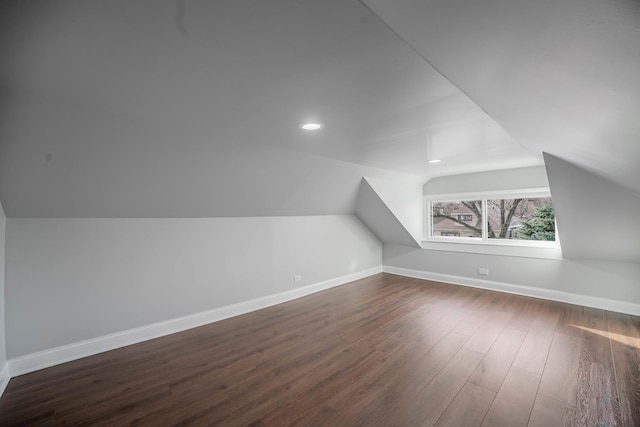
top-left (478, 268), bottom-right (489, 276)
top-left (293, 275), bottom-right (302, 283)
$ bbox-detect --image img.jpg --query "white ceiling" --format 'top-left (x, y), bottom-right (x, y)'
top-left (0, 0), bottom-right (638, 217)
top-left (363, 0), bottom-right (640, 193)
top-left (0, 1), bottom-right (539, 174)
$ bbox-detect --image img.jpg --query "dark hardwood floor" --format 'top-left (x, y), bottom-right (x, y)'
top-left (1, 273), bottom-right (638, 426)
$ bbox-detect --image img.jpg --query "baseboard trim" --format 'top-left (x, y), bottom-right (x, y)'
top-left (7, 266), bottom-right (382, 380)
top-left (0, 362), bottom-right (10, 398)
top-left (383, 265), bottom-right (640, 316)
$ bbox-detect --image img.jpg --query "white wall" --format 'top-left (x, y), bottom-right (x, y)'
top-left (545, 153), bottom-right (640, 263)
top-left (384, 244), bottom-right (640, 311)
top-left (0, 200), bottom-right (6, 370)
top-left (423, 165), bottom-right (548, 195)
top-left (5, 215), bottom-right (381, 358)
top-left (386, 164), bottom-right (640, 314)
top-left (355, 177), bottom-right (422, 248)
top-left (362, 176), bottom-right (424, 243)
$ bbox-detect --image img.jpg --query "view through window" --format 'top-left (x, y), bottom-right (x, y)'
top-left (431, 200), bottom-right (482, 238)
top-left (430, 197), bottom-right (555, 242)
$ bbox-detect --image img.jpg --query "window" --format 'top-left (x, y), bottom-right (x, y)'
top-left (486, 197), bottom-right (555, 241)
top-left (424, 190), bottom-right (560, 259)
top-left (431, 200), bottom-right (482, 238)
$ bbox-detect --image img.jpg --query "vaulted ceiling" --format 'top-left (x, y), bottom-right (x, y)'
top-left (0, 0), bottom-right (638, 217)
top-left (363, 0), bottom-right (640, 193)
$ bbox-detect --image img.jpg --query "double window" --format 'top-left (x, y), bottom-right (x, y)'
top-left (424, 190), bottom-right (560, 258)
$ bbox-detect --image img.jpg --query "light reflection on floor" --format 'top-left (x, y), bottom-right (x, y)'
top-left (572, 325), bottom-right (640, 349)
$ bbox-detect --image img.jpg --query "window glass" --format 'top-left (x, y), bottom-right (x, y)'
top-left (431, 200), bottom-right (482, 238)
top-left (486, 197), bottom-right (555, 241)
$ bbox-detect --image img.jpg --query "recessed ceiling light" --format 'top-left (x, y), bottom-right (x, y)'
top-left (425, 134), bottom-right (440, 163)
top-left (299, 122), bottom-right (324, 131)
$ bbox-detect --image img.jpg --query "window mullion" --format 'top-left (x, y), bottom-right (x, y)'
top-left (424, 193), bottom-right (557, 248)
top-left (482, 199), bottom-right (488, 241)
top-left (425, 199), bottom-right (431, 239)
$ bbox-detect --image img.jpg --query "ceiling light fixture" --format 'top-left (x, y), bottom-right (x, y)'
top-left (299, 122), bottom-right (324, 131)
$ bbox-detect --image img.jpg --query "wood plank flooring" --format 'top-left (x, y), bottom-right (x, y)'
top-left (0, 273), bottom-right (638, 426)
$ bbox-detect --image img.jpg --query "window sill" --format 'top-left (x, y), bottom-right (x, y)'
top-left (421, 239), bottom-right (563, 260)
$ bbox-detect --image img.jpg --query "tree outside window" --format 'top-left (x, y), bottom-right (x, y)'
top-left (430, 197), bottom-right (555, 241)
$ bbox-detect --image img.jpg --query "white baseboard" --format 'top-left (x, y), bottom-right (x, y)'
top-left (0, 362), bottom-right (9, 397)
top-left (383, 265), bottom-right (640, 316)
top-left (9, 263), bottom-right (633, 399)
top-left (7, 266), bottom-right (382, 381)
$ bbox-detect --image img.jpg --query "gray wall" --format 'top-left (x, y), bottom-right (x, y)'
top-left (384, 244), bottom-right (640, 305)
top-left (545, 153), bottom-right (640, 263)
top-left (423, 165), bottom-right (549, 195)
top-left (355, 177), bottom-right (422, 248)
top-left (0, 201), bottom-right (6, 369)
top-left (5, 215), bottom-right (381, 358)
top-left (385, 163), bottom-right (640, 309)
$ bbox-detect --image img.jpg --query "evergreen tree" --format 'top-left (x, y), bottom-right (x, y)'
top-left (517, 205), bottom-right (555, 241)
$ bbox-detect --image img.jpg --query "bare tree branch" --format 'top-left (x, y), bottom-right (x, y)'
top-left (434, 198), bottom-right (528, 240)
top-left (462, 201), bottom-right (482, 219)
top-left (500, 198), bottom-right (523, 237)
top-left (462, 201), bottom-right (486, 237)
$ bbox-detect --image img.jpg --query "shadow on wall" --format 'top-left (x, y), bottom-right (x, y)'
top-left (567, 259), bottom-right (640, 284)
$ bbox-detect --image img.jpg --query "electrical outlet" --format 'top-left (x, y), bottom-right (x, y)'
top-left (478, 268), bottom-right (489, 276)
top-left (293, 274), bottom-right (302, 283)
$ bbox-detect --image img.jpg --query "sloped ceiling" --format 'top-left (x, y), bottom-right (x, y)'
top-left (363, 0), bottom-right (640, 194)
top-left (0, 89), bottom-right (426, 217)
top-left (0, 0), bottom-right (537, 217)
top-left (1, 0), bottom-right (638, 218)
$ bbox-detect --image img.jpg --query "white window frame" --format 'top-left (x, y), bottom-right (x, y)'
top-left (423, 188), bottom-right (562, 259)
